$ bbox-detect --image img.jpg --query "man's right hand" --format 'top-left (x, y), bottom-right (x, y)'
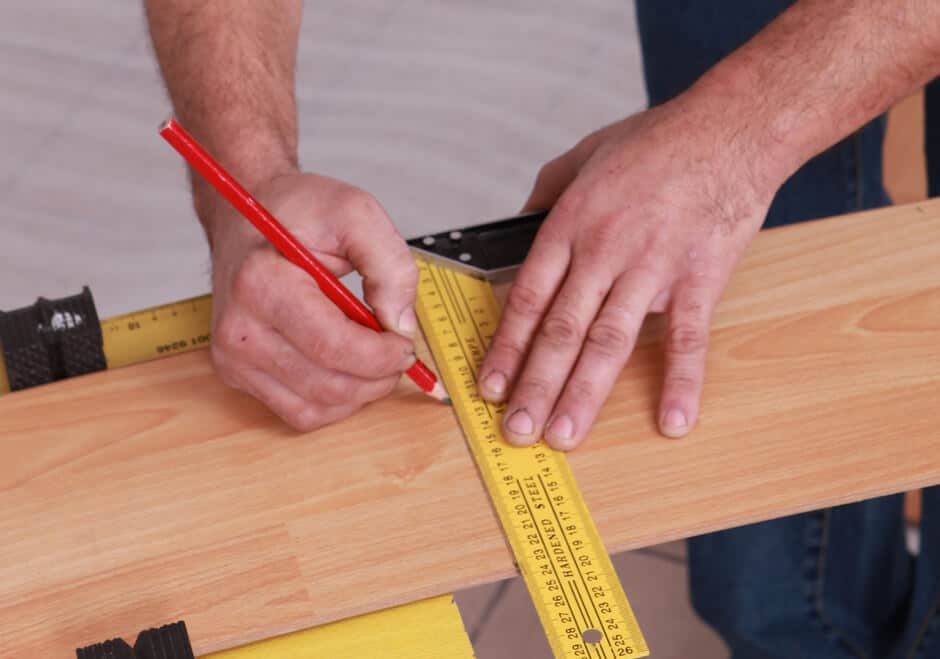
top-left (204, 172), bottom-right (419, 431)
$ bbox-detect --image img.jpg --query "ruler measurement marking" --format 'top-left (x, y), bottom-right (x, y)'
top-left (451, 269), bottom-right (490, 355)
top-left (540, 473), bottom-right (619, 650)
top-left (442, 268), bottom-right (469, 326)
top-left (425, 269), bottom-right (495, 425)
top-left (568, 579), bottom-right (592, 631)
top-left (415, 260), bottom-right (648, 658)
top-left (436, 266), bottom-right (467, 326)
top-left (516, 478), bottom-right (589, 650)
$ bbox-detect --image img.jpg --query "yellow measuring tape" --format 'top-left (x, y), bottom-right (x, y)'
top-left (100, 294), bottom-right (214, 369)
top-left (0, 294), bottom-right (215, 395)
top-left (416, 258), bottom-right (648, 658)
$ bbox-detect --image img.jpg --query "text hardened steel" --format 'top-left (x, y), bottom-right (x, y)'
top-left (415, 258), bottom-right (648, 659)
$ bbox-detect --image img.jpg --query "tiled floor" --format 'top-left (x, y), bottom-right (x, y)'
top-left (455, 542), bottom-right (728, 658)
top-left (0, 2), bottom-right (727, 657)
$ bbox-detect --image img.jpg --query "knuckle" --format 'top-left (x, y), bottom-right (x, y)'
top-left (398, 257), bottom-right (419, 285)
top-left (368, 344), bottom-right (405, 376)
top-left (363, 377), bottom-right (399, 404)
top-left (586, 319), bottom-right (633, 356)
top-left (516, 376), bottom-right (552, 400)
top-left (319, 377), bottom-right (359, 408)
top-left (665, 370), bottom-right (701, 392)
top-left (275, 354), bottom-right (313, 394)
top-left (582, 216), bottom-right (624, 258)
top-left (303, 329), bottom-right (338, 365)
top-left (506, 283), bottom-right (547, 318)
top-left (666, 324), bottom-right (708, 354)
top-left (564, 377), bottom-right (594, 405)
top-left (338, 188), bottom-right (383, 221)
top-left (554, 189), bottom-right (585, 216)
top-left (307, 332), bottom-right (336, 366)
top-left (538, 310), bottom-right (583, 347)
top-left (676, 295), bottom-right (707, 318)
top-left (488, 335), bottom-right (527, 364)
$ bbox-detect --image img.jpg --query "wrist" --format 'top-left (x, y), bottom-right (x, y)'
top-left (678, 64), bottom-right (801, 203)
top-left (191, 147), bottom-right (298, 251)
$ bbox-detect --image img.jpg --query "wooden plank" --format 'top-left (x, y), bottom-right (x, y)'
top-left (2, 200), bottom-right (940, 656)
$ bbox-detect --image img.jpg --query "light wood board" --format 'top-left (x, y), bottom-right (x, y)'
top-left (2, 200), bottom-right (939, 656)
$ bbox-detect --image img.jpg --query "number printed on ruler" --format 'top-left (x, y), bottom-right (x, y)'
top-left (415, 259), bottom-right (648, 659)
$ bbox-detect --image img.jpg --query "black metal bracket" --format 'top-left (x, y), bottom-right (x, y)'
top-left (76, 621), bottom-right (194, 659)
top-left (407, 210), bottom-right (547, 282)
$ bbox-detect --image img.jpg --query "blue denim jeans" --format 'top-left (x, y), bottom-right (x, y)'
top-left (635, 3), bottom-right (940, 657)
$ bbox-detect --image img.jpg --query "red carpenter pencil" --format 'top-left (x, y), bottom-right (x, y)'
top-left (158, 118), bottom-right (448, 402)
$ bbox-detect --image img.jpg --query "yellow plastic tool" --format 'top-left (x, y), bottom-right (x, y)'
top-left (205, 594), bottom-right (473, 659)
top-left (415, 258), bottom-right (649, 658)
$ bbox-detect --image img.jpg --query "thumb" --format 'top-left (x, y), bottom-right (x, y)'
top-left (341, 201), bottom-right (419, 338)
top-left (521, 149), bottom-right (581, 213)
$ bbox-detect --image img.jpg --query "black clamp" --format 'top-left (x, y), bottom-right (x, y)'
top-left (76, 621), bottom-right (194, 659)
top-left (0, 287), bottom-right (106, 391)
top-left (407, 209), bottom-right (547, 282)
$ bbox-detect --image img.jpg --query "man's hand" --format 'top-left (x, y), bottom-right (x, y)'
top-left (146, 2), bottom-right (421, 431)
top-left (478, 100), bottom-right (775, 449)
top-left (208, 172), bottom-right (418, 431)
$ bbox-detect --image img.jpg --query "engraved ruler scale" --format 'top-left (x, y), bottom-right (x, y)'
top-left (415, 257), bottom-right (648, 658)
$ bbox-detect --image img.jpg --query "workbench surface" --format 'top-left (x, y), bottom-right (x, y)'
top-left (3, 200), bottom-right (939, 655)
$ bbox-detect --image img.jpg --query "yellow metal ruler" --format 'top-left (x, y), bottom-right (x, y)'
top-left (415, 258), bottom-right (649, 659)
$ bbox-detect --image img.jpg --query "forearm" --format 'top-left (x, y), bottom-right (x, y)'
top-left (685, 0), bottom-right (940, 193)
top-left (144, 0), bottom-right (303, 237)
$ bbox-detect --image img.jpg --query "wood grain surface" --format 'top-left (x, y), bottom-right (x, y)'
top-left (3, 200), bottom-right (940, 656)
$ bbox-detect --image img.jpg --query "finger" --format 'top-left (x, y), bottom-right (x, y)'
top-left (659, 286), bottom-right (715, 438)
top-left (544, 272), bottom-right (660, 450)
top-left (478, 213), bottom-right (573, 404)
top-left (522, 151), bottom-right (581, 213)
top-left (227, 321), bottom-right (402, 408)
top-left (500, 264), bottom-right (614, 446)
top-left (234, 252), bottom-right (415, 380)
top-left (333, 192), bottom-right (420, 337)
top-left (225, 365), bottom-right (357, 432)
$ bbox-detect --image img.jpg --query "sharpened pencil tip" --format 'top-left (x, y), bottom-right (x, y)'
top-left (427, 380), bottom-right (450, 404)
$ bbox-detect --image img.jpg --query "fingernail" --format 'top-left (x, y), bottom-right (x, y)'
top-left (401, 351), bottom-right (418, 370)
top-left (505, 408), bottom-right (534, 439)
top-left (661, 408), bottom-right (688, 437)
top-left (546, 415), bottom-right (575, 449)
top-left (398, 307), bottom-right (418, 336)
top-left (481, 371), bottom-right (508, 400)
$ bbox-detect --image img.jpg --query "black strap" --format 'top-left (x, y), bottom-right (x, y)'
top-left (0, 287), bottom-right (106, 391)
top-left (76, 621), bottom-right (194, 659)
